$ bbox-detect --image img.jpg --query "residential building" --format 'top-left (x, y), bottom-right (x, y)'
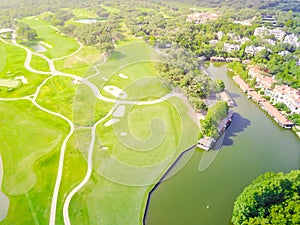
top-left (223, 43), bottom-right (240, 53)
top-left (187, 12), bottom-right (218, 24)
top-left (283, 34), bottom-right (299, 47)
top-left (245, 45), bottom-right (265, 56)
top-left (272, 85), bottom-right (300, 114)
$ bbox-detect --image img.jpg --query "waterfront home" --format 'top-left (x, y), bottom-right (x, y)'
top-left (255, 74), bottom-right (277, 93)
top-left (226, 57), bottom-right (241, 62)
top-left (248, 91), bottom-right (265, 103)
top-left (260, 101), bottom-right (294, 128)
top-left (210, 56), bottom-right (226, 62)
top-left (217, 90), bottom-right (234, 107)
top-left (233, 76), bottom-right (253, 93)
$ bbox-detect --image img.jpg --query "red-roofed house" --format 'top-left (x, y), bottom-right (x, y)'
top-left (260, 101), bottom-right (294, 128)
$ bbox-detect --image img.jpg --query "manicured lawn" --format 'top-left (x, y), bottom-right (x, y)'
top-left (21, 18), bottom-right (80, 59)
top-left (65, 39), bottom-right (198, 225)
top-left (101, 61), bottom-right (169, 100)
top-left (67, 97), bottom-right (199, 225)
top-left (30, 54), bottom-right (50, 72)
top-left (72, 8), bottom-right (98, 19)
top-left (0, 100), bottom-right (68, 225)
top-left (54, 46), bottom-right (103, 76)
top-left (90, 41), bottom-right (158, 91)
top-left (0, 40), bottom-right (49, 98)
top-left (36, 76), bottom-right (77, 119)
top-left (101, 5), bottom-right (120, 14)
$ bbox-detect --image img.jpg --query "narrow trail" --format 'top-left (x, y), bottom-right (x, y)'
top-left (0, 30), bottom-right (187, 225)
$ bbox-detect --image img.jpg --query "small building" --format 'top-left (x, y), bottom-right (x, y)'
top-left (226, 57), bottom-right (241, 62)
top-left (223, 43), bottom-right (240, 53)
top-left (187, 12), bottom-right (218, 24)
top-left (197, 136), bottom-right (215, 151)
top-left (260, 101), bottom-right (294, 128)
top-left (233, 76), bottom-right (253, 93)
top-left (248, 91), bottom-right (265, 103)
top-left (218, 90), bottom-right (234, 107)
top-left (210, 56), bottom-right (226, 62)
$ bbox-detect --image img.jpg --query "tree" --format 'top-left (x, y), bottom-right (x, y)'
top-left (215, 79), bottom-right (225, 92)
top-left (232, 170), bottom-right (300, 225)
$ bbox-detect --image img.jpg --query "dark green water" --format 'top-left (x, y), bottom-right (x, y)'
top-left (145, 63), bottom-right (300, 225)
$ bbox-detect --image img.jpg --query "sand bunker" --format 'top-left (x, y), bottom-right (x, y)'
top-left (32, 44), bottom-right (47, 53)
top-left (119, 73), bottom-right (128, 79)
top-left (0, 192), bottom-right (9, 222)
top-left (14, 76), bottom-right (28, 84)
top-left (103, 85), bottom-right (127, 99)
top-left (104, 118), bottom-right (120, 127)
top-left (0, 78), bottom-right (19, 88)
top-left (39, 41), bottom-right (53, 49)
top-left (120, 132), bottom-right (128, 137)
top-left (113, 105), bottom-right (125, 118)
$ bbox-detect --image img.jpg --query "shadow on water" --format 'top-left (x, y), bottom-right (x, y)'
top-left (223, 113), bottom-right (251, 146)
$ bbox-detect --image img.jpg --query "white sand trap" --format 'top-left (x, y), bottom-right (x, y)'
top-left (101, 146), bottom-right (109, 151)
top-left (0, 154), bottom-right (3, 189)
top-left (39, 41), bottom-right (53, 49)
top-left (120, 132), bottom-right (127, 137)
top-left (14, 76), bottom-right (28, 84)
top-left (113, 105), bottom-right (125, 117)
top-left (0, 78), bottom-right (19, 88)
top-left (72, 79), bottom-right (81, 84)
top-left (0, 155), bottom-right (9, 222)
top-left (119, 73), bottom-right (128, 79)
top-left (32, 44), bottom-right (47, 53)
top-left (103, 85), bottom-right (127, 99)
top-left (0, 192), bottom-right (9, 222)
top-left (101, 77), bottom-right (108, 81)
top-left (104, 118), bottom-right (120, 127)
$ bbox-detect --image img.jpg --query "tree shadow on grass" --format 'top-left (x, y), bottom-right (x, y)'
top-left (110, 51), bottom-right (126, 60)
top-left (223, 112), bottom-right (251, 146)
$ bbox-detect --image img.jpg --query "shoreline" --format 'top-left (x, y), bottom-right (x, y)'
top-left (141, 144), bottom-right (196, 225)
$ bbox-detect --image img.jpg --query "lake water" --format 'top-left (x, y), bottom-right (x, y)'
top-left (75, 19), bottom-right (99, 24)
top-left (145, 63), bottom-right (299, 225)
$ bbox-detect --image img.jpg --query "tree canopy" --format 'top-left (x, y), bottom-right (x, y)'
top-left (232, 170), bottom-right (300, 225)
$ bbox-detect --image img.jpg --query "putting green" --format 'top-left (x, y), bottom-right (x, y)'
top-left (21, 18), bottom-right (80, 59)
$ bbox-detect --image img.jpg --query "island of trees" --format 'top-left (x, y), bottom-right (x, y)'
top-left (232, 170), bottom-right (300, 225)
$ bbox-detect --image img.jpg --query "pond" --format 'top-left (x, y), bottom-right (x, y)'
top-left (145, 63), bottom-right (300, 225)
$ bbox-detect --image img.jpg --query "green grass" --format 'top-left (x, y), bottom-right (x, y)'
top-left (30, 54), bottom-right (50, 72)
top-left (101, 61), bottom-right (169, 100)
top-left (90, 41), bottom-right (158, 90)
top-left (65, 39), bottom-right (199, 225)
top-left (54, 46), bottom-right (103, 76)
top-left (0, 40), bottom-right (50, 98)
top-left (67, 97), bottom-right (199, 225)
top-left (72, 8), bottom-right (98, 19)
top-left (101, 5), bottom-right (120, 14)
top-left (21, 17), bottom-right (80, 59)
top-left (37, 76), bottom-right (77, 119)
top-left (0, 100), bottom-right (68, 225)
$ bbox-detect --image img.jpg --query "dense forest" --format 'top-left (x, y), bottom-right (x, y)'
top-left (232, 170), bottom-right (300, 225)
